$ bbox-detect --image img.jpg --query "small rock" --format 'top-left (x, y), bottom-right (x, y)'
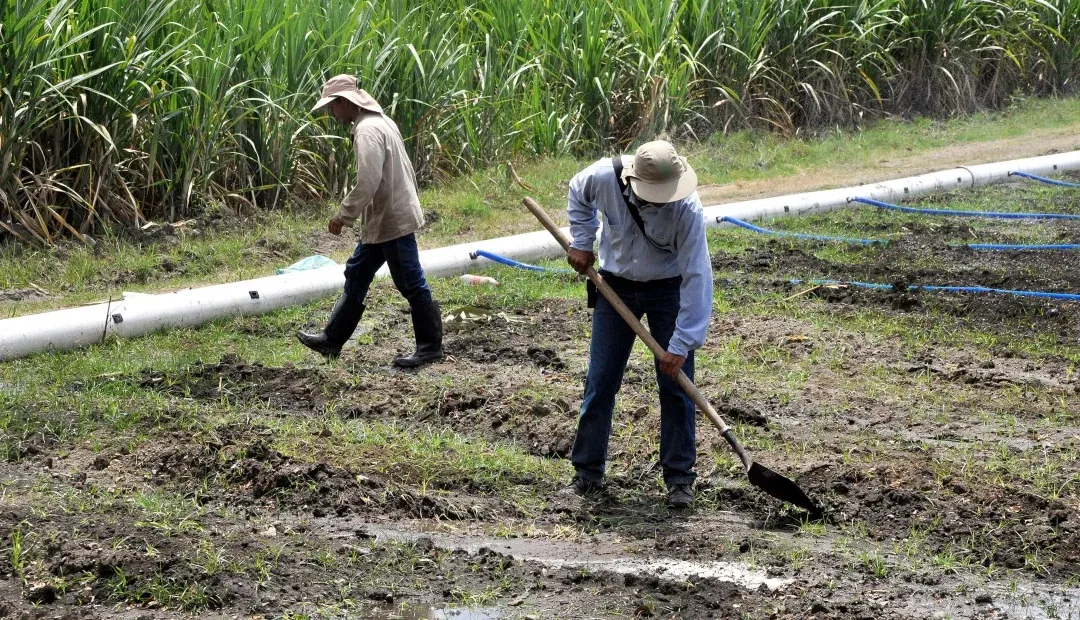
top-left (531, 402), bottom-right (552, 416)
top-left (260, 525), bottom-right (278, 537)
top-left (933, 612), bottom-right (948, 620)
top-left (369, 590), bottom-right (392, 602)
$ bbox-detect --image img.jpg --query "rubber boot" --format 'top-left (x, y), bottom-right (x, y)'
top-left (296, 294), bottom-right (365, 359)
top-left (393, 297), bottom-right (444, 368)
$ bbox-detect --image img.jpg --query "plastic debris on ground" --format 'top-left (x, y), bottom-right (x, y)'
top-left (276, 255), bottom-right (338, 275)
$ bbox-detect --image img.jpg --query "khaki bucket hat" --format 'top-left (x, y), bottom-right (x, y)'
top-left (311, 74), bottom-right (383, 114)
top-left (621, 140), bottom-right (698, 204)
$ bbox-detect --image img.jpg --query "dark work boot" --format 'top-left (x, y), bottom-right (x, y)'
top-left (551, 475), bottom-right (602, 512)
top-left (296, 294), bottom-right (365, 359)
top-left (667, 483), bottom-right (694, 510)
top-left (393, 297), bottom-right (444, 368)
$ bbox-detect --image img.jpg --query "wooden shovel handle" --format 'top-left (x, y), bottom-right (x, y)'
top-left (523, 197), bottom-right (732, 435)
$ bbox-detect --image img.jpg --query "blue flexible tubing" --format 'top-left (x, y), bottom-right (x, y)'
top-left (1009, 171), bottom-right (1080, 188)
top-left (967, 242), bottom-right (1080, 251)
top-left (790, 278), bottom-right (1080, 302)
top-left (723, 216), bottom-right (1080, 251)
top-left (471, 249), bottom-right (574, 274)
top-left (719, 216), bottom-right (887, 245)
top-left (851, 196), bottom-right (1080, 220)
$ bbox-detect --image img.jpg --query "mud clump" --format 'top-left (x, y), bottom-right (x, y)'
top-left (153, 429), bottom-right (381, 516)
top-left (137, 354), bottom-right (328, 411)
top-left (802, 463), bottom-right (1080, 579)
top-left (527, 345), bottom-right (566, 370)
top-left (0, 288), bottom-right (48, 302)
top-left (148, 425), bottom-right (487, 522)
top-left (717, 398), bottom-right (769, 427)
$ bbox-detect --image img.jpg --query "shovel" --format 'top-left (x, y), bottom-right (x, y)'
top-left (523, 197), bottom-right (822, 517)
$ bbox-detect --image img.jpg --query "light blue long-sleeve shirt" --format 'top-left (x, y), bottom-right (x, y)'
top-left (567, 157), bottom-right (713, 357)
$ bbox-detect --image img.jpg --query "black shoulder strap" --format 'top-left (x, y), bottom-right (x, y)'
top-left (611, 157), bottom-right (671, 253)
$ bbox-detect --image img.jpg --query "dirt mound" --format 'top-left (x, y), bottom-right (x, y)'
top-left (801, 462), bottom-right (1080, 579)
top-left (447, 333), bottom-right (568, 370)
top-left (148, 425), bottom-right (486, 521)
top-left (336, 383), bottom-right (579, 460)
top-left (0, 288), bottom-right (48, 303)
top-left (138, 354), bottom-right (330, 411)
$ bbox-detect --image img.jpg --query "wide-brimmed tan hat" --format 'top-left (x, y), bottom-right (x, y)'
top-left (622, 140), bottom-right (697, 204)
top-left (311, 74), bottom-right (383, 114)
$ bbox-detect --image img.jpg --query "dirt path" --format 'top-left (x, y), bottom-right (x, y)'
top-left (698, 130), bottom-right (1080, 205)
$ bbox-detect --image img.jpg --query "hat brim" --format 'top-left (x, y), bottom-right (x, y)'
top-left (625, 160), bottom-right (698, 204)
top-left (310, 91), bottom-right (383, 114)
top-left (311, 96), bottom-right (336, 112)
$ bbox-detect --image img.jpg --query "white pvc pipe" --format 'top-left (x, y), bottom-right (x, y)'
top-left (2, 150), bottom-right (1079, 362)
top-left (0, 229), bottom-right (570, 362)
top-left (703, 150), bottom-right (1080, 225)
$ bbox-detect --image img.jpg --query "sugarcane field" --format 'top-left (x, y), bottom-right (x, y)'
top-left (1, 0), bottom-right (1079, 618)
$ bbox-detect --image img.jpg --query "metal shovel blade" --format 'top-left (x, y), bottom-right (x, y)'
top-left (747, 461), bottom-right (823, 517)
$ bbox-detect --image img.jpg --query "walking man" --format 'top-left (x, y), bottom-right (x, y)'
top-left (560, 140), bottom-right (713, 509)
top-left (297, 75), bottom-right (443, 368)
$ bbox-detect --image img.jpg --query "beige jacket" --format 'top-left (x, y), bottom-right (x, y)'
top-left (337, 113), bottom-right (424, 244)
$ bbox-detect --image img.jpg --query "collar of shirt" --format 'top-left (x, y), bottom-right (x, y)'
top-left (624, 185), bottom-right (663, 211)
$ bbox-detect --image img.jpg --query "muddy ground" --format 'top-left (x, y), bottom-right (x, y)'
top-left (2, 208), bottom-right (1079, 618)
top-left (714, 211), bottom-right (1080, 343)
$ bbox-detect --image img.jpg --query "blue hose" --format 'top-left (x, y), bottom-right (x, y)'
top-left (791, 278), bottom-right (1080, 301)
top-left (1009, 171), bottom-right (1080, 188)
top-left (724, 216), bottom-right (1080, 251)
top-left (470, 249), bottom-right (574, 274)
top-left (967, 242), bottom-right (1080, 251)
top-left (720, 216), bottom-right (887, 245)
top-left (851, 196), bottom-right (1080, 220)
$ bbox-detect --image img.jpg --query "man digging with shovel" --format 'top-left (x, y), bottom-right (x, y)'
top-left (558, 141), bottom-right (713, 509)
top-left (297, 75), bottom-right (443, 368)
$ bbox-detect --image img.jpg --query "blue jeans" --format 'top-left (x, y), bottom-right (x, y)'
top-left (343, 233), bottom-right (432, 307)
top-left (571, 276), bottom-right (696, 487)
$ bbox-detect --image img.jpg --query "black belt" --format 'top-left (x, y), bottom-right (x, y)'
top-left (598, 270), bottom-right (682, 291)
